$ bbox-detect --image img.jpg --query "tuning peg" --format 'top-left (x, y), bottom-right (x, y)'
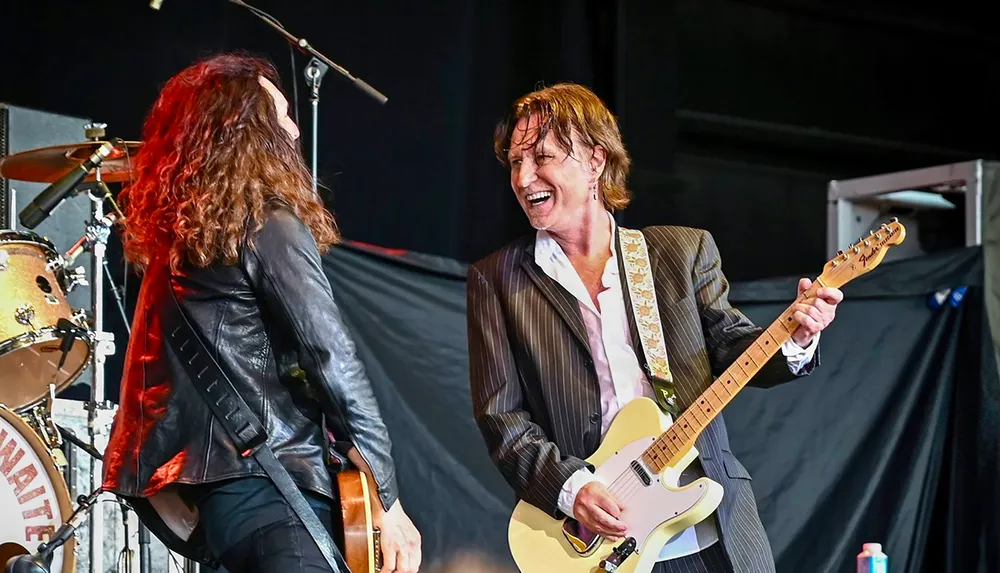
top-left (837, 250), bottom-right (844, 256)
top-left (890, 216), bottom-right (898, 223)
top-left (875, 232), bottom-right (882, 240)
top-left (853, 246), bottom-right (860, 254)
top-left (869, 229), bottom-right (875, 236)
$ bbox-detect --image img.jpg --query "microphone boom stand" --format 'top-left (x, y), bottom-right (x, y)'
top-left (226, 0), bottom-right (387, 196)
top-left (304, 58), bottom-right (329, 195)
top-left (226, 0), bottom-right (387, 105)
top-left (5, 487), bottom-right (105, 573)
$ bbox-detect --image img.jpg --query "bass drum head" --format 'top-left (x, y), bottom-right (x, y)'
top-left (0, 407), bottom-right (74, 573)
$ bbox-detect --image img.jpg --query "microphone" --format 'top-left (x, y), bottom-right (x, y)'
top-left (18, 141), bottom-right (114, 229)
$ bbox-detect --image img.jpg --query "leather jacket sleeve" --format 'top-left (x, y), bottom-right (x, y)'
top-left (244, 207), bottom-right (399, 511)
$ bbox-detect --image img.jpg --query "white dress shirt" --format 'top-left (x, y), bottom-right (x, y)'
top-left (535, 212), bottom-right (818, 561)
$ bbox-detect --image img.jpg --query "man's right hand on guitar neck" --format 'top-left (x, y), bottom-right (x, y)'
top-left (573, 481), bottom-right (628, 540)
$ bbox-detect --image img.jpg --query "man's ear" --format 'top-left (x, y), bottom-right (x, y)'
top-left (590, 145), bottom-right (607, 180)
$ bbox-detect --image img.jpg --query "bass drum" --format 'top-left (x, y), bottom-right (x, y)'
top-left (0, 406), bottom-right (74, 573)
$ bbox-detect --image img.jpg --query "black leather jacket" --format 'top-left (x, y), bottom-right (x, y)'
top-left (103, 207), bottom-right (397, 557)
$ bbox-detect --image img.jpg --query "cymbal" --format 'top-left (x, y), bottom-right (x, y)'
top-left (0, 140), bottom-right (142, 184)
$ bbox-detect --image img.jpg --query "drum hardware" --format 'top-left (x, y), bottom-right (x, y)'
top-left (2, 123), bottom-right (142, 573)
top-left (4, 486), bottom-right (104, 573)
top-left (76, 124), bottom-right (118, 573)
top-left (54, 424), bottom-right (103, 464)
top-left (24, 401), bottom-right (65, 465)
top-left (116, 503), bottom-right (135, 573)
top-left (14, 304), bottom-right (37, 327)
top-left (0, 122), bottom-right (132, 573)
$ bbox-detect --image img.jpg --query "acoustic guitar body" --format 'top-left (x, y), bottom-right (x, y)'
top-left (337, 469), bottom-right (382, 573)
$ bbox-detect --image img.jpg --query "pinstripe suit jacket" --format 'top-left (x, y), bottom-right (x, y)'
top-left (467, 224), bottom-right (819, 573)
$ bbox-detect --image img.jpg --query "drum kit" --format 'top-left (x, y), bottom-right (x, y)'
top-left (0, 125), bottom-right (157, 573)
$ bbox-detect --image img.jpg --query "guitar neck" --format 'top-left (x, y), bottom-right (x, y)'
top-left (637, 217), bottom-right (906, 474)
top-left (640, 285), bottom-right (816, 474)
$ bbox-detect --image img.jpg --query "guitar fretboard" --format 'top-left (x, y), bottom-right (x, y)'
top-left (639, 289), bottom-right (814, 473)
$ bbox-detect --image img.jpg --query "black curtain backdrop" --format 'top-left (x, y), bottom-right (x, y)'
top-left (321, 241), bottom-right (998, 573)
top-left (3, 0), bottom-right (997, 400)
top-left (0, 0), bottom-right (680, 267)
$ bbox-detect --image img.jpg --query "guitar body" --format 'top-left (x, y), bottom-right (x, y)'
top-left (337, 469), bottom-right (382, 573)
top-left (508, 398), bottom-right (724, 573)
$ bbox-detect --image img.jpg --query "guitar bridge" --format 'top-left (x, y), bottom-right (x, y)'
top-left (598, 537), bottom-right (637, 572)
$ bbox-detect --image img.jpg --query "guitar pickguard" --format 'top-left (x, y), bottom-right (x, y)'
top-left (587, 438), bottom-right (715, 555)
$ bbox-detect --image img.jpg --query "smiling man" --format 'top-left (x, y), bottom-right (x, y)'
top-left (466, 83), bottom-right (843, 573)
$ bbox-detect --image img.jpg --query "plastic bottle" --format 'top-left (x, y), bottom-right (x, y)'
top-left (857, 542), bottom-right (888, 573)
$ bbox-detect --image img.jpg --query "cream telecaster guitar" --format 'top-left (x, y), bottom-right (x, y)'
top-left (508, 219), bottom-right (906, 573)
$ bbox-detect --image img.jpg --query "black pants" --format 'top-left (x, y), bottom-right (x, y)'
top-left (217, 512), bottom-right (338, 573)
top-left (188, 477), bottom-right (343, 573)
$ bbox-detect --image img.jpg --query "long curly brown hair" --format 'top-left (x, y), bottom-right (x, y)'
top-left (120, 53), bottom-right (339, 273)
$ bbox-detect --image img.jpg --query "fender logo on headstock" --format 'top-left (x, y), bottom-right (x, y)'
top-left (858, 224), bottom-right (898, 267)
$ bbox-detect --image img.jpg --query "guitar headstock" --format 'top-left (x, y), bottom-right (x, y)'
top-left (819, 218), bottom-right (906, 289)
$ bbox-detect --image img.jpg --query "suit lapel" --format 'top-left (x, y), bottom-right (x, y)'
top-left (519, 242), bottom-right (592, 356)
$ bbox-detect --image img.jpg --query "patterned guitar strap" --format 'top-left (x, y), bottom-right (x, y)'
top-left (618, 228), bottom-right (680, 418)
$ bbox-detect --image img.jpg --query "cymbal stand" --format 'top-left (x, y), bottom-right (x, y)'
top-left (77, 122), bottom-right (124, 573)
top-left (85, 165), bottom-right (113, 573)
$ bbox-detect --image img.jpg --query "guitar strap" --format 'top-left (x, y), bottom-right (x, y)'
top-left (618, 228), bottom-right (679, 417)
top-left (156, 273), bottom-right (349, 573)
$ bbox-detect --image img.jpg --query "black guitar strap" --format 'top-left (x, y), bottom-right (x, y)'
top-left (156, 279), bottom-right (349, 573)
